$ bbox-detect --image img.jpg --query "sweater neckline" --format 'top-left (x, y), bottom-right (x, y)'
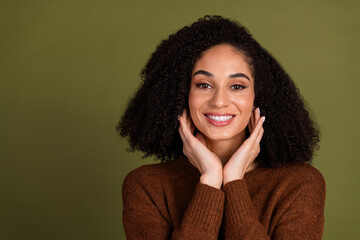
top-left (244, 165), bottom-right (271, 182)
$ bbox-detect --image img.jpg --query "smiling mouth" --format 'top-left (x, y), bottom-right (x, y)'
top-left (205, 114), bottom-right (235, 122)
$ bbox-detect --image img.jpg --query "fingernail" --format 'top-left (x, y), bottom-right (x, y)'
top-left (262, 116), bottom-right (266, 122)
top-left (257, 108), bottom-right (261, 114)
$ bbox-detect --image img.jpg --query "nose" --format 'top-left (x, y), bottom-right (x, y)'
top-left (209, 88), bottom-right (230, 108)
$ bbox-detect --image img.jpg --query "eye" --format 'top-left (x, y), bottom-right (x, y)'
top-left (230, 84), bottom-right (245, 90)
top-left (196, 83), bottom-right (212, 89)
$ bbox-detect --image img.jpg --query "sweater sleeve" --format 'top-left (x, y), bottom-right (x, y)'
top-left (222, 170), bottom-right (326, 240)
top-left (222, 179), bottom-right (270, 239)
top-left (271, 170), bottom-right (326, 240)
top-left (122, 170), bottom-right (225, 240)
top-left (171, 183), bottom-right (225, 239)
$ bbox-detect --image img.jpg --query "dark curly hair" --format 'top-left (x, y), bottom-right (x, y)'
top-left (117, 15), bottom-right (319, 167)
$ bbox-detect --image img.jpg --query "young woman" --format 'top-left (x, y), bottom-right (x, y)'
top-left (118, 15), bottom-right (325, 239)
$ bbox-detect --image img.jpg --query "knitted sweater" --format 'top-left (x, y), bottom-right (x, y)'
top-left (122, 155), bottom-right (326, 239)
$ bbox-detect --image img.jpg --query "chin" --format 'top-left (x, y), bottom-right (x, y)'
top-left (202, 130), bottom-right (243, 142)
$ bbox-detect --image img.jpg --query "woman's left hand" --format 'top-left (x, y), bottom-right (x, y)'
top-left (223, 108), bottom-right (265, 185)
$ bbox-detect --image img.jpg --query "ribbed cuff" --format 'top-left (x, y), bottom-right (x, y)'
top-left (223, 179), bottom-right (257, 223)
top-left (182, 182), bottom-right (225, 233)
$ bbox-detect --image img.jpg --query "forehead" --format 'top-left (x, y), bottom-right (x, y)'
top-left (192, 44), bottom-right (252, 76)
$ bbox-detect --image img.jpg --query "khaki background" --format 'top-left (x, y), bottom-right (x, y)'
top-left (1, 0), bottom-right (359, 239)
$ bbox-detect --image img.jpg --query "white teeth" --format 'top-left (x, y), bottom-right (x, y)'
top-left (206, 115), bottom-right (234, 122)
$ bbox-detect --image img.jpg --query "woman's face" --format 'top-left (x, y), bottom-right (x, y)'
top-left (188, 44), bottom-right (255, 142)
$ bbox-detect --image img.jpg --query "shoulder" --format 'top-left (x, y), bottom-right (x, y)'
top-left (269, 163), bottom-right (326, 196)
top-left (281, 163), bottom-right (325, 185)
top-left (123, 161), bottom-right (172, 188)
top-left (122, 156), bottom-right (198, 192)
top-left (121, 161), bottom-right (172, 204)
top-left (256, 164), bottom-right (326, 216)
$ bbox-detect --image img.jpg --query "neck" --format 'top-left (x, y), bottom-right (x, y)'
top-left (205, 133), bottom-right (245, 165)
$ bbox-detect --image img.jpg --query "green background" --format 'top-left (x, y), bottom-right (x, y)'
top-left (1, 0), bottom-right (359, 239)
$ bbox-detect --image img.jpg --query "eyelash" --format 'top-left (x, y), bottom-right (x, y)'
top-left (196, 83), bottom-right (212, 89)
top-left (230, 84), bottom-right (246, 90)
top-left (196, 83), bottom-right (246, 90)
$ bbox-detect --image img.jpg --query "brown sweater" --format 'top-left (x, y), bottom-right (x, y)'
top-left (122, 156), bottom-right (326, 239)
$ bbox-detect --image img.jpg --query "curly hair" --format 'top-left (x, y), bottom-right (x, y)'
top-left (117, 15), bottom-right (320, 167)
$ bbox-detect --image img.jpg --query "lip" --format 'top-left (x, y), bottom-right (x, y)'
top-left (204, 113), bottom-right (236, 127)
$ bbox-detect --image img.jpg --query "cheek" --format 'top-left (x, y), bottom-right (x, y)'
top-left (188, 90), bottom-right (203, 114)
top-left (188, 90), bottom-right (207, 130)
top-left (234, 93), bottom-right (254, 117)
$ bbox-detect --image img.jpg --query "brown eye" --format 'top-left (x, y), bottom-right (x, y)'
top-left (230, 84), bottom-right (245, 90)
top-left (196, 83), bottom-right (212, 89)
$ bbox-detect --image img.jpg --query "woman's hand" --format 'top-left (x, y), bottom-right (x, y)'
top-left (178, 109), bottom-right (223, 189)
top-left (223, 108), bottom-right (265, 185)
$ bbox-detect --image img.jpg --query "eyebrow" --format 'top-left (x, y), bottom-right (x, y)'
top-left (193, 70), bottom-right (250, 81)
top-left (229, 73), bottom-right (250, 81)
top-left (193, 70), bottom-right (214, 77)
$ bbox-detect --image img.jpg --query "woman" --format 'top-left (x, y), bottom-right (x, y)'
top-left (118, 15), bottom-right (325, 239)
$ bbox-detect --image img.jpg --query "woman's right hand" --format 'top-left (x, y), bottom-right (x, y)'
top-left (178, 109), bottom-right (223, 189)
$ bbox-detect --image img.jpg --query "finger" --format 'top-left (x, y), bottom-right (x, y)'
top-left (182, 109), bottom-right (194, 134)
top-left (247, 116), bottom-right (265, 144)
top-left (182, 108), bottom-right (187, 121)
top-left (250, 107), bottom-right (259, 133)
top-left (248, 108), bottom-right (254, 133)
top-left (190, 124), bottom-right (195, 135)
top-left (179, 111), bottom-right (198, 143)
top-left (255, 126), bottom-right (264, 145)
top-left (178, 109), bottom-right (185, 127)
top-left (179, 113), bottom-right (192, 141)
top-left (178, 120), bottom-right (187, 142)
top-left (196, 131), bottom-right (207, 146)
top-left (187, 111), bottom-right (195, 134)
top-left (255, 115), bottom-right (265, 132)
top-left (254, 116), bottom-right (265, 139)
top-left (249, 108), bottom-right (260, 138)
top-left (255, 107), bottom-right (261, 125)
